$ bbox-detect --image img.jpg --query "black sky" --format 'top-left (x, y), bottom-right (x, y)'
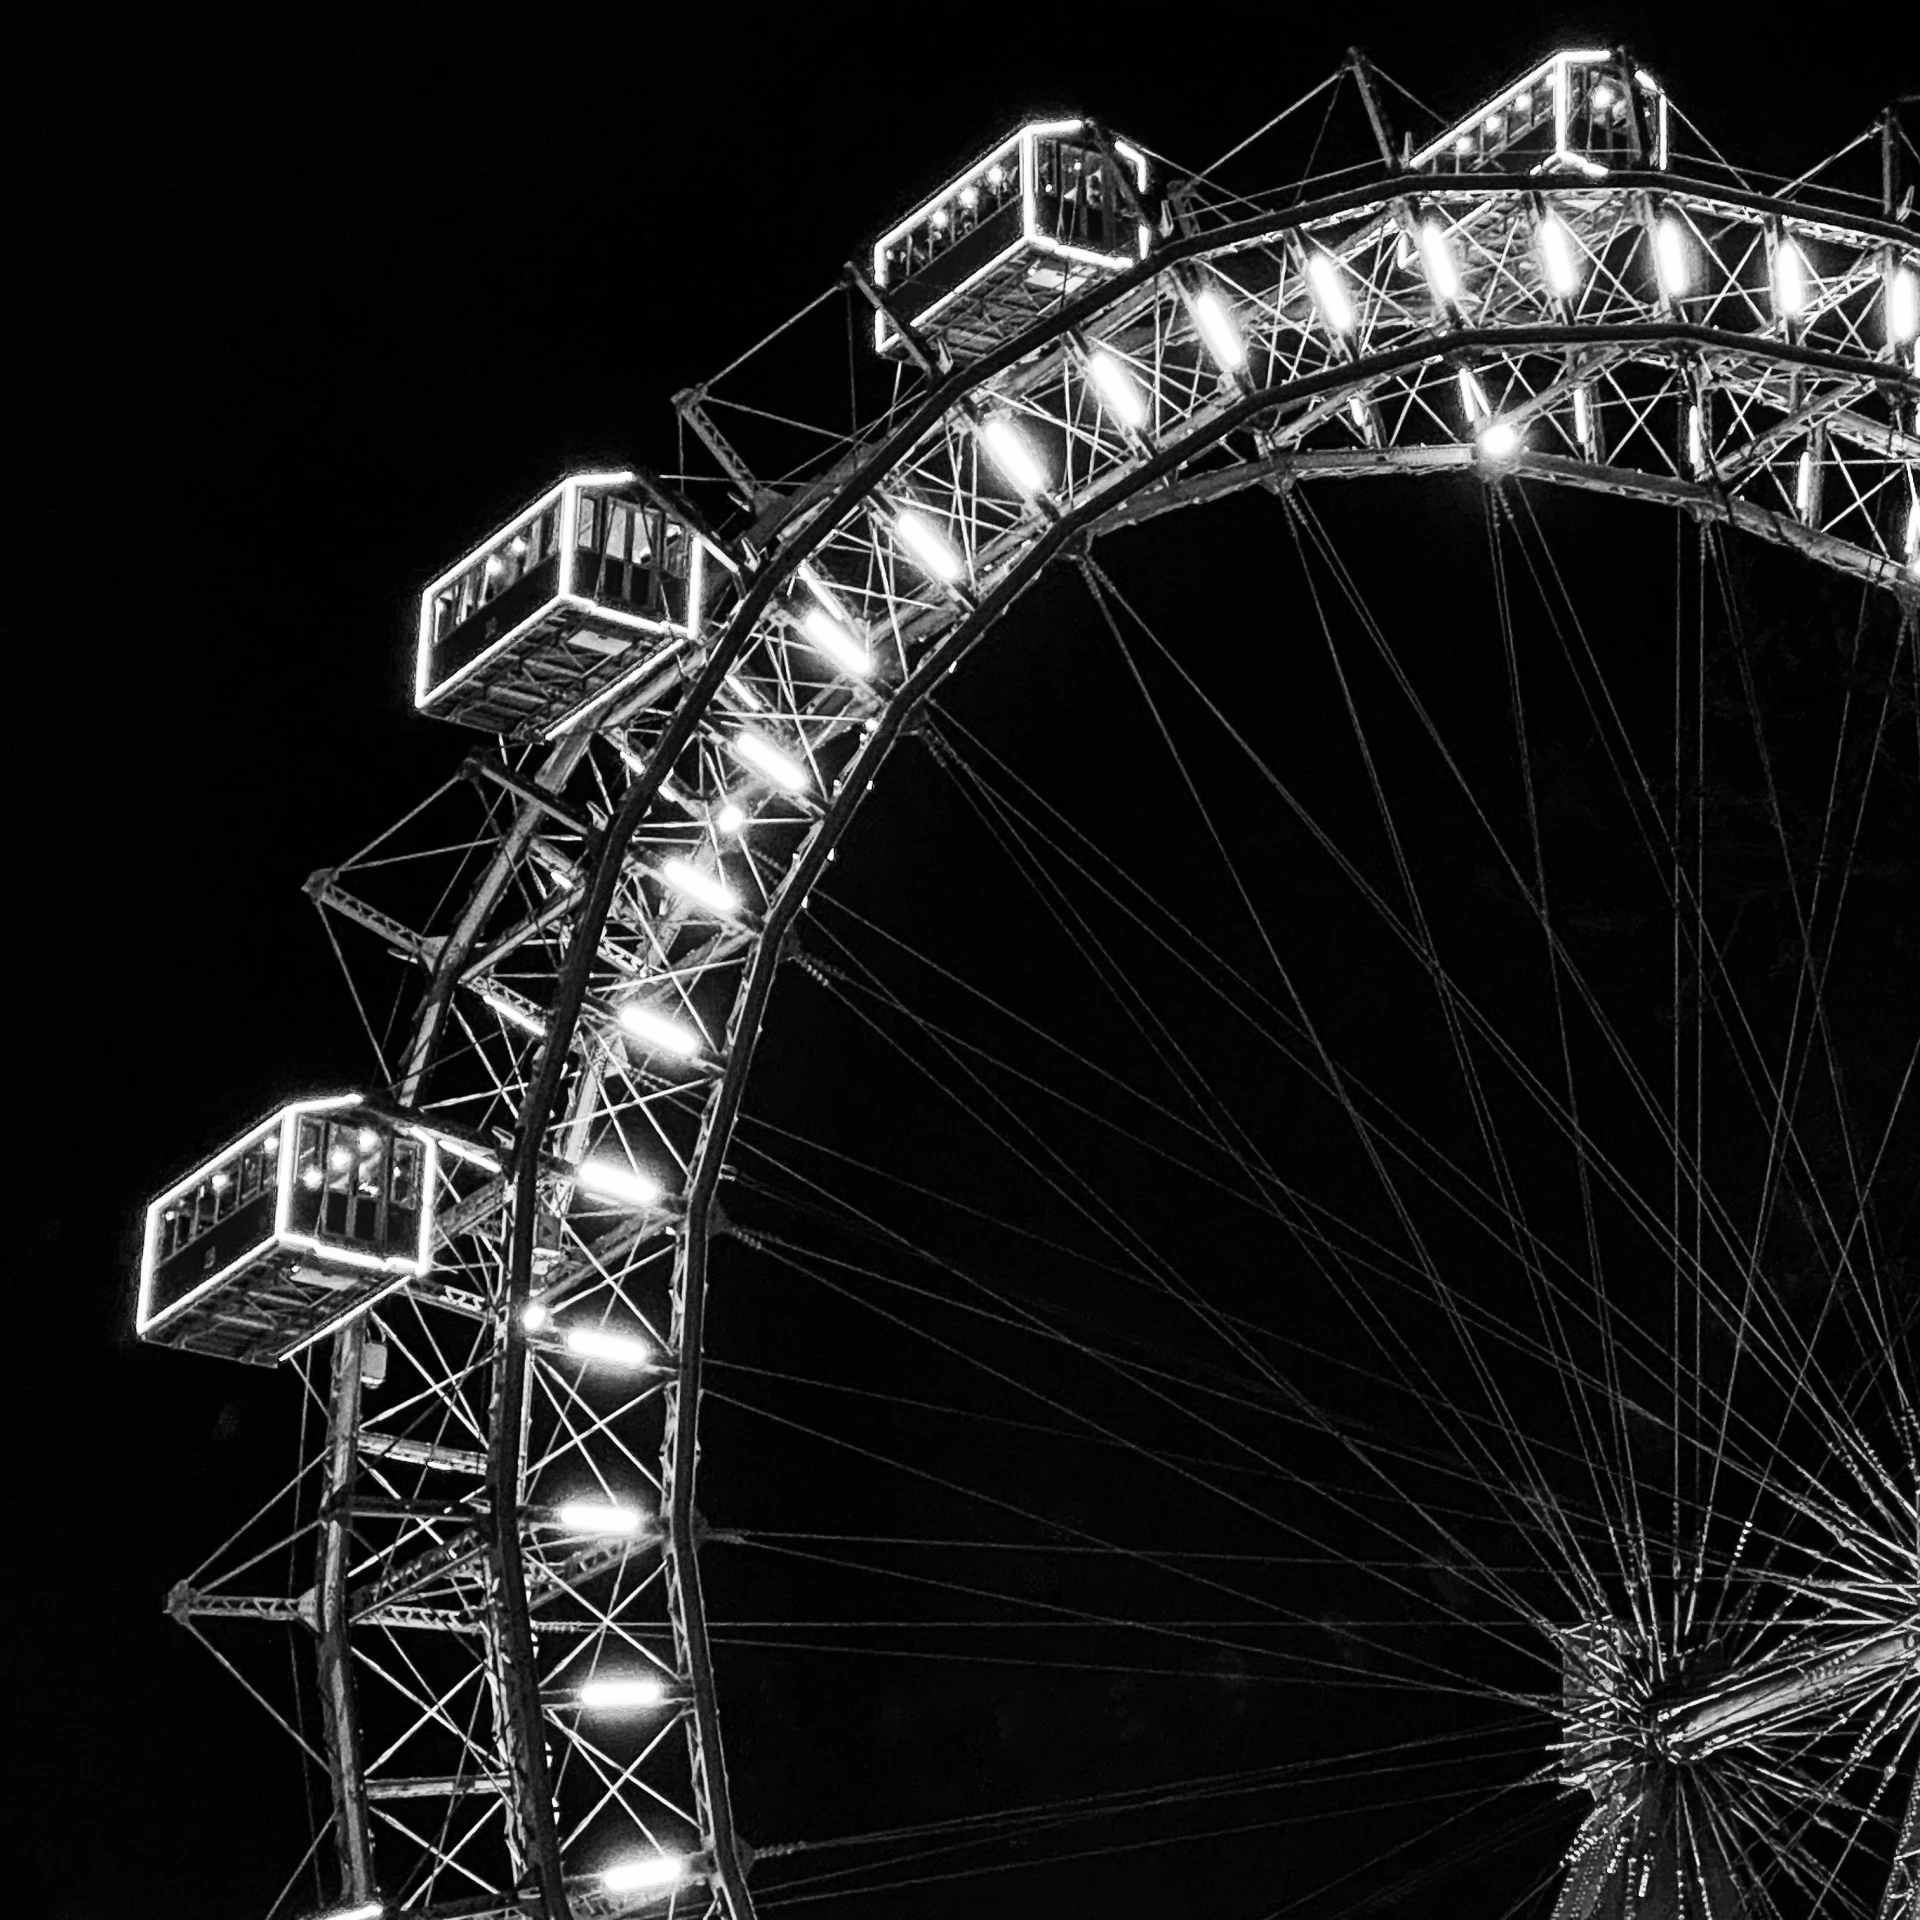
top-left (17, 8), bottom-right (1909, 1917)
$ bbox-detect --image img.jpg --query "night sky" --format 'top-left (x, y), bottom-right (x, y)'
top-left (19, 10), bottom-right (1910, 1919)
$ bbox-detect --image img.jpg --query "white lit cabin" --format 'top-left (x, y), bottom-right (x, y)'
top-left (1409, 49), bottom-right (1668, 177)
top-left (872, 119), bottom-right (1151, 363)
top-left (138, 1097), bottom-right (438, 1366)
top-left (416, 471), bottom-right (712, 738)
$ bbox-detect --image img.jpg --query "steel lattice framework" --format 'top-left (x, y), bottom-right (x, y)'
top-left (148, 47), bottom-right (1916, 1920)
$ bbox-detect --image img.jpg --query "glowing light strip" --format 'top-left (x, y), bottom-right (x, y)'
top-left (273, 1234), bottom-right (429, 1279)
top-left (421, 479), bottom-right (571, 602)
top-left (138, 1096), bottom-right (445, 1347)
top-left (1021, 128), bottom-right (1039, 248)
top-left (418, 472), bottom-right (637, 704)
top-left (554, 595), bottom-right (677, 638)
top-left (274, 1273), bottom-right (419, 1365)
top-left (147, 1104), bottom-right (340, 1218)
top-left (1026, 232), bottom-right (1139, 271)
top-left (136, 1234), bottom-right (282, 1338)
top-left (659, 858), bottom-right (742, 919)
top-left (872, 131), bottom-right (1025, 255)
top-left (412, 1129), bottom-right (439, 1274)
top-left (480, 987), bottom-right (548, 1037)
top-left (873, 121), bottom-right (1150, 351)
top-left (141, 1093), bottom-right (366, 1336)
top-left (435, 1134), bottom-right (502, 1174)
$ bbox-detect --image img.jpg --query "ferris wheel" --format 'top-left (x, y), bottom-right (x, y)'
top-left (137, 46), bottom-right (1918, 1920)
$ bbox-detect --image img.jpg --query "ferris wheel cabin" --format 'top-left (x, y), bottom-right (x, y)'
top-left (416, 470), bottom-right (713, 738)
top-left (1409, 48), bottom-right (1669, 174)
top-left (871, 119), bottom-right (1152, 361)
top-left (136, 1097), bottom-right (439, 1366)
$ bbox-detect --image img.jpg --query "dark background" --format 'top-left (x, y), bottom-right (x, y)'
top-left (17, 7), bottom-right (1905, 1916)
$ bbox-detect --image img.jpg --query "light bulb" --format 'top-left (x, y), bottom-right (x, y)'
top-left (1538, 214), bottom-right (1580, 297)
top-left (660, 858), bottom-right (740, 918)
top-left (1085, 349), bottom-right (1147, 429)
top-left (1305, 251), bottom-right (1354, 332)
top-left (1189, 287), bottom-right (1247, 372)
top-left (1773, 236), bottom-right (1807, 319)
top-left (980, 415), bottom-right (1048, 494)
top-left (731, 731), bottom-right (809, 794)
top-left (798, 605), bottom-right (871, 677)
top-left (1655, 215), bottom-right (1690, 300)
top-left (1419, 221), bottom-right (1460, 305)
top-left (563, 1326), bottom-right (652, 1369)
top-left (1887, 263), bottom-right (1918, 345)
top-left (578, 1675), bottom-right (669, 1710)
top-left (602, 1853), bottom-right (686, 1894)
top-left (892, 508), bottom-right (964, 584)
top-left (555, 1501), bottom-right (642, 1536)
top-left (572, 1159), bottom-right (664, 1210)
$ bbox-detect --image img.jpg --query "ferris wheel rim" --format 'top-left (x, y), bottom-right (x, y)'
top-left (272, 109), bottom-right (1920, 1920)
top-left (481, 158), bottom-right (1916, 1918)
